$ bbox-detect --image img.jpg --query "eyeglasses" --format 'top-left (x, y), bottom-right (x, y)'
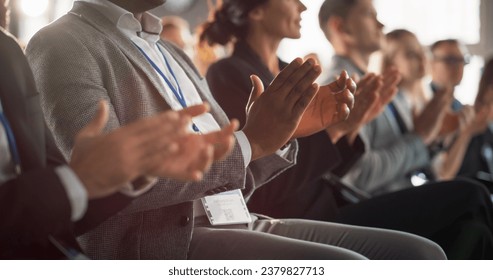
top-left (433, 55), bottom-right (471, 65)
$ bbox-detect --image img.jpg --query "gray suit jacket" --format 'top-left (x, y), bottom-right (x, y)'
top-left (326, 56), bottom-right (429, 196)
top-left (26, 2), bottom-right (297, 259)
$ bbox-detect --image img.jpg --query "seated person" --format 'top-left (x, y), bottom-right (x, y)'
top-left (201, 0), bottom-right (493, 259)
top-left (458, 57), bottom-right (493, 188)
top-left (25, 0), bottom-right (445, 259)
top-left (0, 27), bottom-right (234, 259)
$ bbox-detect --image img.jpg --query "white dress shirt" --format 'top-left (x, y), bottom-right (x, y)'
top-left (75, 0), bottom-right (254, 166)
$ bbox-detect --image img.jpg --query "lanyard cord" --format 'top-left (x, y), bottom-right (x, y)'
top-left (133, 42), bottom-right (199, 132)
top-left (0, 109), bottom-right (21, 175)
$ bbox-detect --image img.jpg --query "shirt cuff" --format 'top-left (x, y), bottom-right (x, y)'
top-left (54, 165), bottom-right (88, 222)
top-left (234, 131), bottom-right (251, 167)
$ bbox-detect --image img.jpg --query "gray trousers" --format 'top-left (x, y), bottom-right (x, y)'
top-left (189, 217), bottom-right (446, 260)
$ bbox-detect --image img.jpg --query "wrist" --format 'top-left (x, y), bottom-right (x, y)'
top-left (241, 128), bottom-right (263, 161)
top-left (326, 124), bottom-right (347, 144)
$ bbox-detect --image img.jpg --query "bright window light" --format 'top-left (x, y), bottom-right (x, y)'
top-left (374, 0), bottom-right (480, 45)
top-left (19, 0), bottom-right (49, 17)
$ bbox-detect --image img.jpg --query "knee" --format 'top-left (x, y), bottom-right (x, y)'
top-left (442, 178), bottom-right (490, 204)
top-left (406, 236), bottom-right (447, 260)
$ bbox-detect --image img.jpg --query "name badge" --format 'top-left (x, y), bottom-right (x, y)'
top-left (201, 189), bottom-right (252, 225)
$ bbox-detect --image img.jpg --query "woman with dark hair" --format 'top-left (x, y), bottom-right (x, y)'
top-left (201, 0), bottom-right (493, 259)
top-left (201, 0), bottom-right (386, 222)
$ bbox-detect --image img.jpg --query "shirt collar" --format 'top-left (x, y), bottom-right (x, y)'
top-left (75, 0), bottom-right (162, 39)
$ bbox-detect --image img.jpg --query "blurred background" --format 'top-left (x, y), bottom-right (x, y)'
top-left (6, 0), bottom-right (493, 105)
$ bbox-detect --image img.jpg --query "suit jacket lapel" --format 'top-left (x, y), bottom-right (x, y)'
top-left (69, 2), bottom-right (230, 126)
top-left (69, 2), bottom-right (175, 106)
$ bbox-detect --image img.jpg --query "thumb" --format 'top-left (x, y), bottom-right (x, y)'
top-left (327, 70), bottom-right (348, 92)
top-left (79, 100), bottom-right (109, 137)
top-left (246, 75), bottom-right (264, 114)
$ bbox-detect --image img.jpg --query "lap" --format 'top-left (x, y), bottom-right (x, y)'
top-left (189, 218), bottom-right (446, 260)
top-left (337, 178), bottom-right (493, 236)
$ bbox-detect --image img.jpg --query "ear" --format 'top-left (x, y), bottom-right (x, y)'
top-left (329, 16), bottom-right (351, 36)
top-left (248, 6), bottom-right (265, 22)
top-left (326, 16), bottom-right (353, 41)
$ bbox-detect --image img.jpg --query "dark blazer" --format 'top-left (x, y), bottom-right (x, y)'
top-left (207, 41), bottom-right (364, 220)
top-left (458, 128), bottom-right (493, 181)
top-left (0, 28), bottom-right (75, 259)
top-left (0, 28), bottom-right (130, 259)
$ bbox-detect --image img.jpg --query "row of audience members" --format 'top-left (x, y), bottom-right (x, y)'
top-left (1, 0), bottom-right (493, 259)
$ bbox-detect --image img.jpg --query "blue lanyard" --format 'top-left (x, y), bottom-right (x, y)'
top-left (133, 42), bottom-right (199, 132)
top-left (0, 108), bottom-right (21, 175)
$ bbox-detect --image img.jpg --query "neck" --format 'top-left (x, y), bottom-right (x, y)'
top-left (346, 50), bottom-right (370, 73)
top-left (332, 42), bottom-right (371, 72)
top-left (108, 1), bottom-right (146, 19)
top-left (401, 79), bottom-right (421, 93)
top-left (245, 30), bottom-right (281, 75)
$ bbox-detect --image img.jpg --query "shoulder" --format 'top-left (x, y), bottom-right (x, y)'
top-left (0, 29), bottom-right (25, 69)
top-left (207, 56), bottom-right (252, 82)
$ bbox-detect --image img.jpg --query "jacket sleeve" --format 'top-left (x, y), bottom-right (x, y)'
top-left (0, 168), bottom-right (73, 254)
top-left (331, 135), bottom-right (366, 177)
top-left (26, 23), bottom-right (296, 215)
top-left (343, 116), bottom-right (430, 194)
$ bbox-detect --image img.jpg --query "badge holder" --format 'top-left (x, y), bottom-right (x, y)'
top-left (201, 189), bottom-right (252, 225)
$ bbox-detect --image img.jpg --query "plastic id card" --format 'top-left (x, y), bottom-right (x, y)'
top-left (201, 189), bottom-right (252, 225)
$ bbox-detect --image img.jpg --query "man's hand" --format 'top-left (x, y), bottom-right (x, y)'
top-left (326, 73), bottom-right (382, 143)
top-left (366, 68), bottom-right (401, 123)
top-left (414, 86), bottom-right (454, 145)
top-left (69, 101), bottom-right (229, 199)
top-left (147, 119), bottom-right (239, 180)
top-left (462, 103), bottom-right (493, 136)
top-left (292, 70), bottom-right (356, 139)
top-left (242, 58), bottom-right (320, 161)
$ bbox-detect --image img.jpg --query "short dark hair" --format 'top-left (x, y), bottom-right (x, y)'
top-left (430, 39), bottom-right (460, 54)
top-left (318, 0), bottom-right (358, 40)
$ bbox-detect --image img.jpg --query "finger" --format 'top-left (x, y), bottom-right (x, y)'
top-left (356, 74), bottom-right (374, 92)
top-left (334, 103), bottom-right (351, 122)
top-left (327, 70), bottom-right (349, 92)
top-left (351, 73), bottom-right (361, 84)
top-left (268, 57), bottom-right (303, 92)
top-left (247, 75), bottom-right (264, 114)
top-left (177, 103), bottom-right (210, 118)
top-left (285, 63), bottom-right (321, 104)
top-left (213, 133), bottom-right (236, 161)
top-left (292, 83), bottom-right (319, 117)
top-left (384, 71), bottom-right (401, 88)
top-left (78, 100), bottom-right (109, 137)
top-left (202, 120), bottom-right (238, 160)
top-left (278, 58), bottom-right (319, 98)
top-left (126, 113), bottom-right (193, 155)
top-left (189, 145), bottom-right (215, 181)
top-left (336, 88), bottom-right (355, 110)
top-left (346, 78), bottom-right (357, 95)
top-left (131, 110), bottom-right (191, 141)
